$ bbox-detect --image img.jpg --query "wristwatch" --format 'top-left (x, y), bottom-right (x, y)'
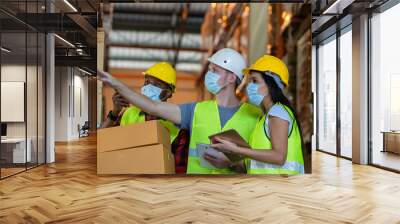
top-left (107, 110), bottom-right (118, 121)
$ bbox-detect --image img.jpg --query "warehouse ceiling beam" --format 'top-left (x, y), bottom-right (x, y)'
top-left (0, 8), bottom-right (37, 31)
top-left (107, 43), bottom-right (208, 53)
top-left (107, 56), bottom-right (200, 64)
top-left (3, 12), bottom-right (98, 33)
top-left (55, 55), bottom-right (96, 69)
top-left (113, 3), bottom-right (204, 15)
top-left (86, 0), bottom-right (98, 12)
top-left (112, 14), bottom-right (202, 34)
top-left (67, 13), bottom-right (97, 40)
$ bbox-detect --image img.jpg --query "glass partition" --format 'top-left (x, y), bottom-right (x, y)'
top-left (371, 3), bottom-right (400, 171)
top-left (317, 35), bottom-right (337, 155)
top-left (0, 0), bottom-right (46, 179)
top-left (339, 27), bottom-right (352, 159)
top-left (0, 28), bottom-right (28, 178)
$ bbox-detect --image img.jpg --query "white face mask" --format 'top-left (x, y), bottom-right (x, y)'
top-left (204, 71), bottom-right (223, 94)
top-left (141, 84), bottom-right (162, 102)
top-left (246, 82), bottom-right (267, 106)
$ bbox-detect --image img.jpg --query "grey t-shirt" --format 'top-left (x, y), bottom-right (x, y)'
top-left (178, 102), bottom-right (240, 135)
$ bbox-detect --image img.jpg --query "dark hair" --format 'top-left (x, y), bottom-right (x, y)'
top-left (262, 75), bottom-right (291, 109)
top-left (261, 74), bottom-right (305, 156)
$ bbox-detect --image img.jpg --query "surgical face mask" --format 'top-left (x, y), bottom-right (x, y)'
top-left (246, 82), bottom-right (267, 106)
top-left (141, 84), bottom-right (162, 102)
top-left (204, 71), bottom-right (222, 94)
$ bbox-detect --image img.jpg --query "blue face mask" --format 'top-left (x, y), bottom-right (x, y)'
top-left (246, 82), bottom-right (267, 106)
top-left (204, 71), bottom-right (222, 94)
top-left (141, 84), bottom-right (162, 102)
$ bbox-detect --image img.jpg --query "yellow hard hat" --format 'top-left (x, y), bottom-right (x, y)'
top-left (243, 55), bottom-right (289, 87)
top-left (144, 62), bottom-right (177, 87)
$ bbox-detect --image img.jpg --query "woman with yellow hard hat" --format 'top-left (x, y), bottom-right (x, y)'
top-left (211, 55), bottom-right (305, 174)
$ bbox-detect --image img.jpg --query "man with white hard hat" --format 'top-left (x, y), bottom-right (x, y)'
top-left (98, 48), bottom-right (262, 174)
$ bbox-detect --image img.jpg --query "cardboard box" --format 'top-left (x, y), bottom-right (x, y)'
top-left (97, 120), bottom-right (175, 174)
top-left (97, 144), bottom-right (175, 174)
top-left (97, 120), bottom-right (170, 153)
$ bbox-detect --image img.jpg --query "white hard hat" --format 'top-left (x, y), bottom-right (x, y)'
top-left (207, 48), bottom-right (247, 81)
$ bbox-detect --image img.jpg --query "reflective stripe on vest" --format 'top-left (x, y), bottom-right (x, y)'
top-left (187, 100), bottom-right (262, 174)
top-left (247, 103), bottom-right (304, 174)
top-left (120, 106), bottom-right (179, 143)
top-left (249, 160), bottom-right (304, 174)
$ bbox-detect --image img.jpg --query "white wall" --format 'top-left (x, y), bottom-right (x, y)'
top-left (54, 67), bottom-right (89, 141)
top-left (1, 64), bottom-right (46, 164)
top-left (1, 65), bottom-right (34, 138)
top-left (71, 72), bottom-right (89, 138)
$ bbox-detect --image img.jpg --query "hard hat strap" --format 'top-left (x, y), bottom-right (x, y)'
top-left (264, 71), bottom-right (285, 90)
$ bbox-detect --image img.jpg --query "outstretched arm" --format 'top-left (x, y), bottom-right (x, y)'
top-left (98, 70), bottom-right (182, 125)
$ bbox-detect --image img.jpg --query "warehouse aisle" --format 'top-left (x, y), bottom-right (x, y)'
top-left (0, 135), bottom-right (399, 223)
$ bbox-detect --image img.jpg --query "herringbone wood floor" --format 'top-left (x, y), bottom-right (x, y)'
top-left (1, 135), bottom-right (399, 224)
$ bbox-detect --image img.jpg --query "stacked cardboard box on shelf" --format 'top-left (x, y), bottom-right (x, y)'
top-left (97, 120), bottom-right (175, 174)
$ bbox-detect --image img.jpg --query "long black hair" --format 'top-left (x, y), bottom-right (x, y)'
top-left (262, 74), bottom-right (292, 111)
top-left (261, 74), bottom-right (306, 158)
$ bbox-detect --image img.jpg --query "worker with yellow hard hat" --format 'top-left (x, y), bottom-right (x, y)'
top-left (120, 62), bottom-right (178, 137)
top-left (210, 55), bottom-right (305, 174)
top-left (100, 62), bottom-right (189, 174)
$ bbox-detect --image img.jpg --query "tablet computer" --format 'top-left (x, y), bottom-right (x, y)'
top-left (208, 129), bottom-right (248, 162)
top-left (197, 143), bottom-right (227, 169)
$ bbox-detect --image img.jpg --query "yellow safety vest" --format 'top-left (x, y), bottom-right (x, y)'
top-left (120, 106), bottom-right (179, 143)
top-left (187, 100), bottom-right (262, 174)
top-left (247, 103), bottom-right (304, 174)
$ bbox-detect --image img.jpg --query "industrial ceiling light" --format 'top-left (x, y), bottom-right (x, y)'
top-left (1, 47), bottom-right (11, 53)
top-left (76, 48), bottom-right (85, 55)
top-left (54, 34), bottom-right (75, 48)
top-left (63, 0), bottom-right (78, 12)
top-left (78, 67), bottom-right (92, 76)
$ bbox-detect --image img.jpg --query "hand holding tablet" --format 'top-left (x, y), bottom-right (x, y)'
top-left (209, 129), bottom-right (248, 162)
top-left (197, 143), bottom-right (229, 169)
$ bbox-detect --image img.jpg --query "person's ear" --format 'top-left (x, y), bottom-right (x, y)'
top-left (159, 89), bottom-right (172, 101)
